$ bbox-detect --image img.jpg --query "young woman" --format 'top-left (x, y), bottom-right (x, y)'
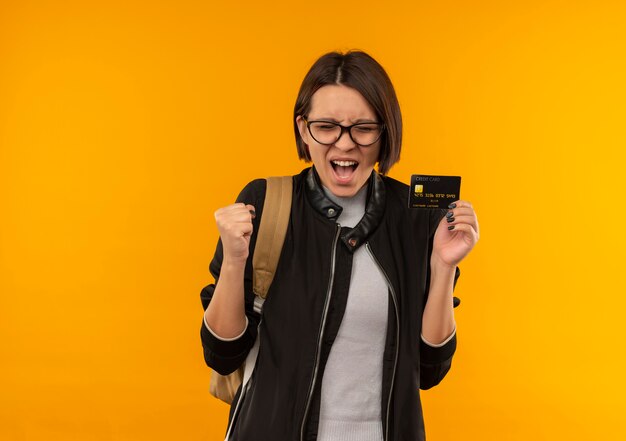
top-left (201, 50), bottom-right (480, 441)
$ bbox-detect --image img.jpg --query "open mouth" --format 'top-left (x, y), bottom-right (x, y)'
top-left (330, 160), bottom-right (359, 182)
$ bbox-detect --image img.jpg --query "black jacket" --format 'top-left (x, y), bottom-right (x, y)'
top-left (200, 166), bottom-right (460, 441)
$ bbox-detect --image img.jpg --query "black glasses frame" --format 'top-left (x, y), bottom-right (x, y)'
top-left (302, 116), bottom-right (385, 147)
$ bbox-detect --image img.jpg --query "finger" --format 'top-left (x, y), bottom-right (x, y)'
top-left (219, 202), bottom-right (254, 213)
top-left (222, 202), bottom-right (250, 213)
top-left (446, 203), bottom-right (479, 238)
top-left (238, 221), bottom-right (254, 237)
top-left (447, 200), bottom-right (473, 209)
top-left (216, 204), bottom-right (256, 220)
top-left (219, 217), bottom-right (252, 229)
top-left (214, 203), bottom-right (243, 219)
top-left (445, 207), bottom-right (474, 217)
top-left (446, 222), bottom-right (479, 242)
top-left (245, 204), bottom-right (256, 218)
top-left (224, 221), bottom-right (254, 237)
top-left (224, 211), bottom-right (257, 224)
top-left (231, 203), bottom-right (256, 218)
top-left (445, 214), bottom-right (479, 234)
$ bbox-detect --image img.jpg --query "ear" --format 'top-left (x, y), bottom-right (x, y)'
top-left (295, 115), bottom-right (308, 143)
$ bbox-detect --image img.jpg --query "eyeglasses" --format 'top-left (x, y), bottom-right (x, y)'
top-left (301, 116), bottom-right (385, 147)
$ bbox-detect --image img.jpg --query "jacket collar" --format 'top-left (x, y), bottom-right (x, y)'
top-left (305, 165), bottom-right (386, 252)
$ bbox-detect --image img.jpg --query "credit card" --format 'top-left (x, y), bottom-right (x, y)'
top-left (408, 174), bottom-right (461, 209)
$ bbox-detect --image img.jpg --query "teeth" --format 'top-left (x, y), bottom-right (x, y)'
top-left (332, 160), bottom-right (357, 167)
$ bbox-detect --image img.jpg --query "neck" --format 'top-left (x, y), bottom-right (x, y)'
top-left (322, 182), bottom-right (368, 228)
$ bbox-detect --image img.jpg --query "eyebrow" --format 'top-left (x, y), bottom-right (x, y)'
top-left (311, 117), bottom-right (379, 123)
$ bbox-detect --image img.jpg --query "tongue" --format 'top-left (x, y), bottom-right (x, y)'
top-left (336, 165), bottom-right (354, 177)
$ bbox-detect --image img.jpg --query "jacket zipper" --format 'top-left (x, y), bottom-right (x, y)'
top-left (299, 224), bottom-right (341, 441)
top-left (365, 242), bottom-right (400, 441)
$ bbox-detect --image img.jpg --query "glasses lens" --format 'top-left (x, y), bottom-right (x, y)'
top-left (350, 124), bottom-right (383, 146)
top-left (309, 122), bottom-right (341, 145)
top-left (308, 121), bottom-right (384, 146)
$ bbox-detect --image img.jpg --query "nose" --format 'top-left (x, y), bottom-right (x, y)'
top-left (333, 127), bottom-right (357, 150)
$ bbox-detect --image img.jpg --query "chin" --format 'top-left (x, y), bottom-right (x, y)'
top-left (327, 176), bottom-right (368, 198)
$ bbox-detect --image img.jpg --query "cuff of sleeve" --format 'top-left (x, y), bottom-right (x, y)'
top-left (420, 326), bottom-right (457, 365)
top-left (204, 314), bottom-right (249, 341)
top-left (421, 323), bottom-right (456, 347)
top-left (200, 315), bottom-right (254, 359)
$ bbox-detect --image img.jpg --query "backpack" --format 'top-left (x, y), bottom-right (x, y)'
top-left (209, 176), bottom-right (293, 405)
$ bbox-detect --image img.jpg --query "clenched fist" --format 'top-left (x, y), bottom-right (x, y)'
top-left (214, 203), bottom-right (256, 265)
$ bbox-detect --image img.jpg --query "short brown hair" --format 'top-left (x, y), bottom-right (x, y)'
top-left (293, 50), bottom-right (402, 175)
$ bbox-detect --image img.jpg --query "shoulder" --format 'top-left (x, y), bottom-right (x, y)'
top-left (235, 178), bottom-right (267, 205)
top-left (380, 173), bottom-right (409, 200)
top-left (236, 168), bottom-right (308, 205)
top-left (234, 169), bottom-right (304, 219)
top-left (379, 174), bottom-right (414, 217)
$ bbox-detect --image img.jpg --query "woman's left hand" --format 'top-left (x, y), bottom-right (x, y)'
top-left (431, 200), bottom-right (480, 268)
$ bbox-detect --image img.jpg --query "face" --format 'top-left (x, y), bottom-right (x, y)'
top-left (296, 84), bottom-right (382, 198)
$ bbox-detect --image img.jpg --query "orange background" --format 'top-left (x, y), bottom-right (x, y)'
top-left (1, 0), bottom-right (625, 439)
